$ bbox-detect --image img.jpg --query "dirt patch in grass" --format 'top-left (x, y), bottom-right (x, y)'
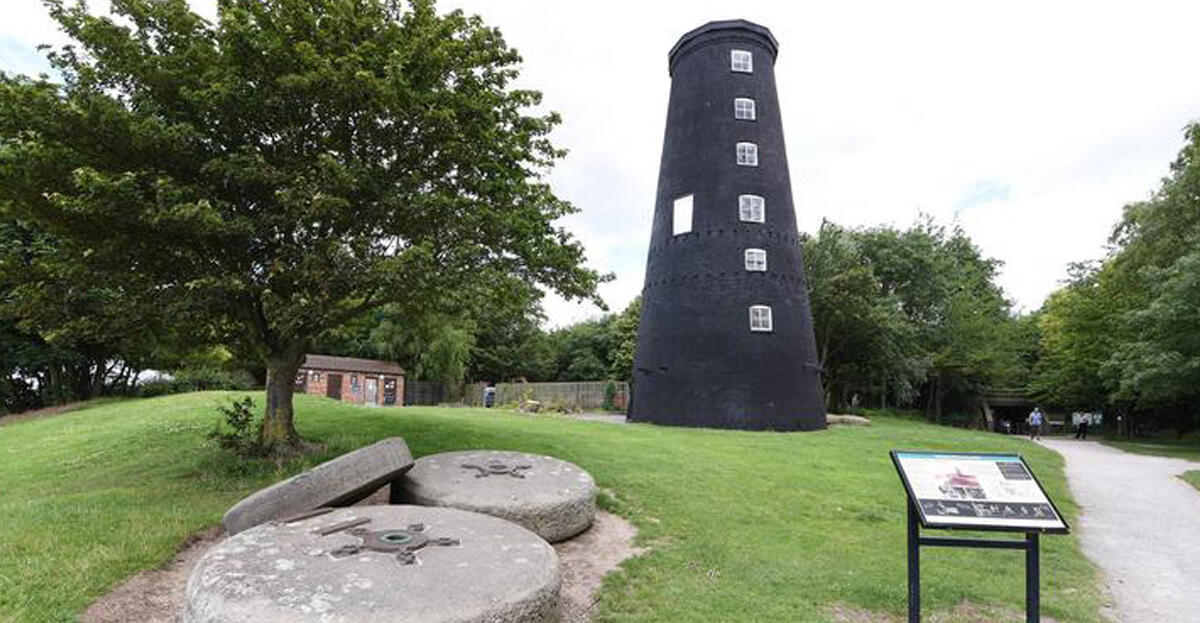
top-left (555, 510), bottom-right (647, 622)
top-left (827, 600), bottom-right (1057, 623)
top-left (0, 399), bottom-right (120, 427)
top-left (82, 526), bottom-right (222, 623)
top-left (82, 504), bottom-right (642, 623)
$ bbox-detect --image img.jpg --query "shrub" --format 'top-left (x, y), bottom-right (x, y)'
top-left (207, 397), bottom-right (267, 458)
top-left (173, 367), bottom-right (254, 391)
top-left (139, 367), bottom-right (254, 397)
top-left (602, 381), bottom-right (617, 411)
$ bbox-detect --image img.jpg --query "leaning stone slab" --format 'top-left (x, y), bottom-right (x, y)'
top-left (399, 450), bottom-right (596, 543)
top-left (186, 505), bottom-right (561, 623)
top-left (222, 437), bottom-right (414, 535)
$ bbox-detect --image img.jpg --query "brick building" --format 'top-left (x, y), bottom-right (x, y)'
top-left (295, 354), bottom-right (405, 407)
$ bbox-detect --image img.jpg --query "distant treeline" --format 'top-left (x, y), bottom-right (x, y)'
top-left (5, 111), bottom-right (1198, 435)
top-left (1030, 123), bottom-right (1200, 437)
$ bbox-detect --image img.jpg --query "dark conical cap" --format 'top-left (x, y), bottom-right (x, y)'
top-left (668, 19), bottom-right (779, 76)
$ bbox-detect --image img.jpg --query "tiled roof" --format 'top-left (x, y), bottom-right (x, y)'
top-left (301, 354), bottom-right (405, 376)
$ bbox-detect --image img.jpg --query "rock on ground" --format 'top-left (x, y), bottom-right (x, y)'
top-left (826, 414), bottom-right (871, 426)
top-left (221, 437), bottom-right (413, 535)
top-left (187, 505), bottom-right (560, 623)
top-left (83, 507), bottom-right (640, 623)
top-left (399, 450), bottom-right (596, 543)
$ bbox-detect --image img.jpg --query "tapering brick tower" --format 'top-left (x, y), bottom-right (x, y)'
top-left (628, 20), bottom-right (826, 431)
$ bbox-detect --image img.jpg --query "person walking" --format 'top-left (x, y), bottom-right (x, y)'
top-left (1028, 407), bottom-right (1044, 440)
top-left (1075, 415), bottom-right (1090, 440)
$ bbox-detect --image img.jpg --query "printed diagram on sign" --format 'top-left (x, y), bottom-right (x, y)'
top-left (938, 469), bottom-right (986, 500)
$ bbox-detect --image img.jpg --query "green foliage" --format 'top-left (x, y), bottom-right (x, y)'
top-left (138, 367), bottom-right (254, 397)
top-left (546, 318), bottom-right (613, 381)
top-left (314, 274), bottom-right (556, 384)
top-left (1033, 122), bottom-right (1200, 435)
top-left (602, 379), bottom-right (617, 411)
top-left (607, 297), bottom-right (640, 382)
top-left (206, 396), bottom-right (266, 458)
top-left (803, 218), bottom-right (1030, 418)
top-left (0, 0), bottom-right (605, 441)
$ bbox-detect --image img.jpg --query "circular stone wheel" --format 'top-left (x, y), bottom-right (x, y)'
top-left (401, 451), bottom-right (596, 543)
top-left (184, 505), bottom-right (560, 623)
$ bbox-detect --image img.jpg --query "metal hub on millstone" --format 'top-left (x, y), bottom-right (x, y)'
top-left (461, 460), bottom-right (532, 478)
top-left (329, 524), bottom-right (461, 565)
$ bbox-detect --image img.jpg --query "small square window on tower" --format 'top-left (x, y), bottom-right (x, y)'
top-left (738, 195), bottom-right (765, 222)
top-left (749, 305), bottom-right (773, 332)
top-left (734, 98), bottom-right (756, 121)
top-left (672, 194), bottom-right (693, 236)
top-left (744, 248), bottom-right (767, 271)
top-left (731, 49), bottom-right (753, 73)
top-left (736, 142), bottom-right (758, 166)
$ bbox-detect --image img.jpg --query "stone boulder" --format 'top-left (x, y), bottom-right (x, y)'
top-left (222, 437), bottom-right (414, 535)
top-left (186, 505), bottom-right (560, 623)
top-left (826, 413), bottom-right (871, 427)
top-left (399, 450), bottom-right (596, 543)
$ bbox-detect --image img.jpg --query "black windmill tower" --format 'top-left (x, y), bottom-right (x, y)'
top-left (628, 20), bottom-right (826, 431)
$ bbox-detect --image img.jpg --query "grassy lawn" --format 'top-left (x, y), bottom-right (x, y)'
top-left (0, 393), bottom-right (1105, 622)
top-left (1101, 435), bottom-right (1200, 462)
top-left (1180, 471), bottom-right (1200, 493)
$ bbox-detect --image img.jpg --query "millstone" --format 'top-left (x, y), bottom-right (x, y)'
top-left (185, 505), bottom-right (561, 623)
top-left (222, 437), bottom-right (414, 535)
top-left (399, 450), bottom-right (596, 543)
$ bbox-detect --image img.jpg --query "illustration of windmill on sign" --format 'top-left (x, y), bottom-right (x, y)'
top-left (939, 469), bottom-right (987, 500)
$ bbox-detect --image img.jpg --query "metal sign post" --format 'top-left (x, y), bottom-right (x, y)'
top-left (907, 499), bottom-right (1040, 622)
top-left (891, 451), bottom-right (1068, 623)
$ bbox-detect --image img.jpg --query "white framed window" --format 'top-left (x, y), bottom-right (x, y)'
top-left (672, 194), bottom-right (693, 236)
top-left (739, 194), bottom-right (765, 222)
top-left (744, 248), bottom-right (767, 272)
top-left (736, 142), bottom-right (758, 166)
top-left (731, 49), bottom-right (753, 73)
top-left (749, 305), bottom-right (773, 332)
top-left (734, 98), bottom-right (756, 121)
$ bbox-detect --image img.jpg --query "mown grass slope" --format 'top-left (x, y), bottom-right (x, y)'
top-left (1102, 435), bottom-right (1200, 462)
top-left (0, 393), bottom-right (1104, 622)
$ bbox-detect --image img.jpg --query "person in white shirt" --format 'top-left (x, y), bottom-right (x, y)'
top-left (1028, 407), bottom-right (1044, 440)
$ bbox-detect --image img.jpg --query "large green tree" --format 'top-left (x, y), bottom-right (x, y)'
top-left (0, 0), bottom-right (603, 449)
top-left (1032, 122), bottom-right (1200, 436)
top-left (802, 220), bottom-right (924, 410)
top-left (847, 219), bottom-right (1024, 419)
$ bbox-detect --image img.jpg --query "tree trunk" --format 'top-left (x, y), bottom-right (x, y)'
top-left (261, 351), bottom-right (305, 451)
top-left (933, 374), bottom-right (943, 423)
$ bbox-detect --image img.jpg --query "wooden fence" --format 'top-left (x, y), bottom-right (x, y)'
top-left (403, 380), bottom-right (628, 411)
top-left (403, 380), bottom-right (466, 406)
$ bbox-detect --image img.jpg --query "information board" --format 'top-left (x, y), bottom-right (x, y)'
top-left (891, 451), bottom-right (1068, 533)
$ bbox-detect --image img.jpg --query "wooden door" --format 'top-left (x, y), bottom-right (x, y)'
top-left (383, 377), bottom-right (397, 405)
top-left (365, 378), bottom-right (378, 406)
top-left (326, 374), bottom-right (343, 400)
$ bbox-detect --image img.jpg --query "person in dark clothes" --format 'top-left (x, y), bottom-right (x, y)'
top-left (1075, 416), bottom-right (1090, 439)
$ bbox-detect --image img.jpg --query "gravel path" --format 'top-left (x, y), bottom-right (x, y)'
top-left (1040, 438), bottom-right (1200, 622)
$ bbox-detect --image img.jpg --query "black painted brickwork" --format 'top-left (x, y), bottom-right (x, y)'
top-left (628, 20), bottom-right (826, 431)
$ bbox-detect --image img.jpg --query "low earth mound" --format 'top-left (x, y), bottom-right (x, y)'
top-left (0, 393), bottom-right (1106, 622)
top-left (82, 508), bottom-right (641, 623)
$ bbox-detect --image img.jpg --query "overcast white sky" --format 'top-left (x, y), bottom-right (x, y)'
top-left (5, 1), bottom-right (1199, 326)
